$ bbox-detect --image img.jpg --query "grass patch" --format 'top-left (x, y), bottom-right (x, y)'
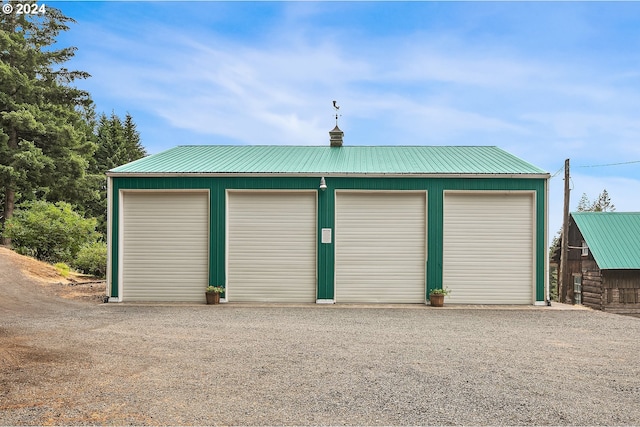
top-left (54, 262), bottom-right (71, 278)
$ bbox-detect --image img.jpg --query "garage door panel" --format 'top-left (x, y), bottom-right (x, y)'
top-left (122, 192), bottom-right (209, 302)
top-left (227, 192), bottom-right (316, 303)
top-left (335, 192), bottom-right (426, 303)
top-left (443, 192), bottom-right (534, 305)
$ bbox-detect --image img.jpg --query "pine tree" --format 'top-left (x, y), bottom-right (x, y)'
top-left (576, 193), bottom-right (592, 212)
top-left (91, 112), bottom-right (146, 173)
top-left (93, 112), bottom-right (125, 172)
top-left (592, 189), bottom-right (615, 212)
top-left (123, 113), bottom-right (146, 163)
top-left (87, 111), bottom-right (146, 236)
top-left (575, 189), bottom-right (616, 213)
top-left (0, 3), bottom-right (94, 243)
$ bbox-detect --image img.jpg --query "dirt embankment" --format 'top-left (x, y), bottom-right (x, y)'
top-left (0, 246), bottom-right (106, 308)
top-left (0, 246), bottom-right (106, 398)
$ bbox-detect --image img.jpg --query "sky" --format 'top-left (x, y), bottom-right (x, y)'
top-left (48, 0), bottom-right (640, 239)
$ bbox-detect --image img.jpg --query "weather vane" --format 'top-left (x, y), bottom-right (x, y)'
top-left (332, 100), bottom-right (341, 125)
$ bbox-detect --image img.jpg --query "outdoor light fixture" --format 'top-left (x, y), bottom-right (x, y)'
top-left (319, 177), bottom-right (327, 191)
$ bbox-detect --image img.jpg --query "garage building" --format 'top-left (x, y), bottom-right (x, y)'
top-left (107, 143), bottom-right (549, 305)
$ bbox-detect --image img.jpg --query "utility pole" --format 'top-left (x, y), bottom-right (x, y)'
top-left (559, 158), bottom-right (570, 303)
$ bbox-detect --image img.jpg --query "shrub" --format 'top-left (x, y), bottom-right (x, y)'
top-left (4, 200), bottom-right (100, 264)
top-left (73, 242), bottom-right (107, 278)
top-left (54, 262), bottom-right (71, 278)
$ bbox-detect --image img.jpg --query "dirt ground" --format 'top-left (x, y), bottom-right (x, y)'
top-left (0, 246), bottom-right (106, 391)
top-left (0, 246), bottom-right (106, 303)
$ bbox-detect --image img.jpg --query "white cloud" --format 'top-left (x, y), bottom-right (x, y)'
top-left (60, 1), bottom-right (640, 243)
top-left (65, 3), bottom-right (640, 172)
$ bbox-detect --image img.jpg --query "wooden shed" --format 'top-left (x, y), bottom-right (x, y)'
top-left (563, 212), bottom-right (640, 314)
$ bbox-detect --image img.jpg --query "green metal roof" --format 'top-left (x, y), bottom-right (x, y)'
top-left (572, 212), bottom-right (640, 269)
top-left (109, 145), bottom-right (547, 176)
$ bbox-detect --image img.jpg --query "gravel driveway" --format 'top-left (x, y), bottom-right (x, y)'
top-left (2, 247), bottom-right (640, 426)
top-left (3, 293), bottom-right (640, 426)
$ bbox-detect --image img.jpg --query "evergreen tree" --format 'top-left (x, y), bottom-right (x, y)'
top-left (575, 189), bottom-right (616, 213)
top-left (0, 3), bottom-right (94, 243)
top-left (91, 112), bottom-right (146, 174)
top-left (90, 112), bottom-right (145, 172)
top-left (87, 111), bottom-right (146, 235)
top-left (576, 193), bottom-right (592, 212)
top-left (592, 189), bottom-right (615, 212)
top-left (122, 113), bottom-right (146, 163)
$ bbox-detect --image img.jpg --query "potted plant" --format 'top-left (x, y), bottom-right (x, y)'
top-left (205, 286), bottom-right (225, 305)
top-left (429, 288), bottom-right (450, 307)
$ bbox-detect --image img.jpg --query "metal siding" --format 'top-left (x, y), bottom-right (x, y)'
top-left (108, 175), bottom-right (547, 303)
top-left (335, 192), bottom-right (426, 303)
top-left (211, 179), bottom-right (226, 288)
top-left (317, 188), bottom-right (335, 300)
top-left (443, 192), bottom-right (535, 304)
top-left (227, 191), bottom-right (316, 302)
top-left (122, 192), bottom-right (209, 302)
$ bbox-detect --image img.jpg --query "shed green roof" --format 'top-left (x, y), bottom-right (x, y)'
top-left (109, 145), bottom-right (547, 176)
top-left (572, 212), bottom-right (640, 269)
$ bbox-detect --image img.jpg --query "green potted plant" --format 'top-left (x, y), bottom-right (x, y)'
top-left (429, 288), bottom-right (450, 307)
top-left (205, 286), bottom-right (225, 305)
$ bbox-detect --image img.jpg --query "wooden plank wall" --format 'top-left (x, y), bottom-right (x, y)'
top-left (602, 270), bottom-right (640, 314)
top-left (582, 270), bottom-right (603, 310)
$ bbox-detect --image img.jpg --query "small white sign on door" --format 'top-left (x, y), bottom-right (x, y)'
top-left (321, 228), bottom-right (332, 244)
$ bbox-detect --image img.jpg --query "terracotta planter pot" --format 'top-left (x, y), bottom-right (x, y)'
top-left (430, 294), bottom-right (444, 307)
top-left (206, 292), bottom-right (220, 305)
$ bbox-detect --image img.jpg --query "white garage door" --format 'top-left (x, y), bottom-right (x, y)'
top-left (335, 192), bottom-right (427, 303)
top-left (227, 191), bottom-right (316, 303)
top-left (121, 191), bottom-right (209, 302)
top-left (443, 192), bottom-right (535, 304)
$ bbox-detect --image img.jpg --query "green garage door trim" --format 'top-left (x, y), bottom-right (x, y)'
top-left (226, 191), bottom-right (317, 302)
top-left (442, 191), bottom-right (535, 304)
top-left (335, 191), bottom-right (427, 303)
top-left (120, 191), bottom-right (209, 302)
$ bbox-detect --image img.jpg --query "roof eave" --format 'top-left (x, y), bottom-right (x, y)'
top-left (106, 171), bottom-right (550, 179)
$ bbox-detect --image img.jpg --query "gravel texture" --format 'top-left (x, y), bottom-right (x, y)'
top-left (2, 299), bottom-right (640, 426)
top-left (1, 252), bottom-right (640, 425)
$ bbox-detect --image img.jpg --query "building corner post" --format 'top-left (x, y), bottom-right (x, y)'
top-left (106, 175), bottom-right (113, 300)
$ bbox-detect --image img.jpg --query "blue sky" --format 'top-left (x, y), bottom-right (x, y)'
top-left (51, 1), bottom-right (640, 237)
